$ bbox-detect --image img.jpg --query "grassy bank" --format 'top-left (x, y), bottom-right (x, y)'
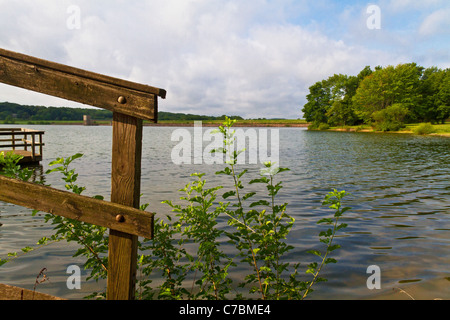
top-left (321, 122), bottom-right (450, 137)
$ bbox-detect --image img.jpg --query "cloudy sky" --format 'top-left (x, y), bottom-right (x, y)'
top-left (0, 0), bottom-right (449, 119)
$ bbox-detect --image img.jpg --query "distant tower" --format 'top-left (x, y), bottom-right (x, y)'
top-left (83, 115), bottom-right (92, 126)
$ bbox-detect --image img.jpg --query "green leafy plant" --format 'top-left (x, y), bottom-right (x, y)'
top-left (303, 189), bottom-right (350, 298)
top-left (0, 152), bottom-right (109, 285)
top-left (210, 117), bottom-right (296, 299)
top-left (43, 154), bottom-right (109, 283)
top-left (136, 117), bottom-right (350, 300)
top-left (0, 151), bottom-right (34, 181)
top-left (139, 173), bottom-right (234, 300)
top-left (0, 118), bottom-right (351, 300)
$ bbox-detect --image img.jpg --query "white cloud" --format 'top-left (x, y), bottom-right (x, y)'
top-left (419, 8), bottom-right (450, 36)
top-left (386, 0), bottom-right (446, 12)
top-left (0, 0), bottom-right (448, 118)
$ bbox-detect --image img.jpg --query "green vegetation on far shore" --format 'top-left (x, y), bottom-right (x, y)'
top-left (302, 63), bottom-right (450, 132)
top-left (1, 101), bottom-right (447, 135)
top-left (310, 121), bottom-right (450, 136)
top-left (0, 101), bottom-right (307, 126)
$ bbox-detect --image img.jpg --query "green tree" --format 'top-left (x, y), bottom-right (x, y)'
top-left (302, 80), bottom-right (331, 125)
top-left (302, 66), bottom-right (372, 126)
top-left (417, 66), bottom-right (441, 122)
top-left (352, 63), bottom-right (423, 124)
top-left (435, 69), bottom-right (450, 123)
top-left (325, 74), bottom-right (360, 126)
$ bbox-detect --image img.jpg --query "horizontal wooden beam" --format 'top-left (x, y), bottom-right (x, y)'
top-left (0, 132), bottom-right (44, 136)
top-left (0, 48), bottom-right (166, 121)
top-left (0, 144), bottom-right (44, 148)
top-left (0, 283), bottom-right (65, 300)
top-left (0, 175), bottom-right (153, 239)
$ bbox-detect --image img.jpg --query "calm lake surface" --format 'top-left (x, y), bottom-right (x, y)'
top-left (0, 124), bottom-right (449, 299)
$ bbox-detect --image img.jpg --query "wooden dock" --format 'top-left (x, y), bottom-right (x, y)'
top-left (0, 128), bottom-right (44, 164)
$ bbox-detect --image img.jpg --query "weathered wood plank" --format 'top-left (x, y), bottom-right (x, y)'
top-left (0, 48), bottom-right (166, 98)
top-left (0, 175), bottom-right (154, 238)
top-left (0, 132), bottom-right (45, 136)
top-left (0, 283), bottom-right (65, 300)
top-left (107, 112), bottom-right (142, 300)
top-left (0, 48), bottom-right (165, 121)
top-left (0, 144), bottom-right (44, 148)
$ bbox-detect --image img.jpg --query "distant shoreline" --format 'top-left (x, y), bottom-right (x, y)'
top-left (144, 122), bottom-right (310, 127)
top-left (1, 120), bottom-right (310, 127)
top-left (2, 121), bottom-right (448, 136)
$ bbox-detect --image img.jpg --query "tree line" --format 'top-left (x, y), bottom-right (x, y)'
top-left (0, 102), bottom-right (243, 123)
top-left (0, 102), bottom-right (113, 122)
top-left (302, 63), bottom-right (450, 131)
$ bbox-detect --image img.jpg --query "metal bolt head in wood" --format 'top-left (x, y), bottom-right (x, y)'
top-left (117, 96), bottom-right (127, 104)
top-left (115, 214), bottom-right (125, 222)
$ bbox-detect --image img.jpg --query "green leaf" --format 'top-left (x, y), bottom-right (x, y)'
top-left (48, 158), bottom-right (64, 167)
top-left (68, 153), bottom-right (84, 163)
top-left (328, 244), bottom-right (341, 252)
top-left (21, 246), bottom-right (33, 253)
top-left (317, 218), bottom-right (333, 224)
top-left (307, 250), bottom-right (322, 257)
top-left (337, 223), bottom-right (348, 230)
top-left (319, 229), bottom-right (333, 237)
top-left (277, 167), bottom-right (290, 174)
top-left (222, 191), bottom-right (236, 199)
top-left (242, 192), bottom-right (256, 201)
top-left (237, 169), bottom-right (248, 179)
top-left (249, 177), bottom-right (269, 184)
top-left (215, 167), bottom-right (232, 175)
top-left (249, 200), bottom-right (270, 207)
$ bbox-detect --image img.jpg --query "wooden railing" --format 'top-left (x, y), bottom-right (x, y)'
top-left (0, 47), bottom-right (166, 300)
top-left (0, 128), bottom-right (44, 162)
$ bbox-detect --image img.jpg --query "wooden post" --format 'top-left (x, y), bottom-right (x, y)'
top-left (24, 133), bottom-right (28, 151)
top-left (107, 112), bottom-right (143, 300)
top-left (31, 133), bottom-right (36, 160)
top-left (39, 133), bottom-right (43, 158)
top-left (11, 131), bottom-right (15, 150)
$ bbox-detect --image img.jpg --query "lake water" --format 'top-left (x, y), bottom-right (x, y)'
top-left (0, 124), bottom-right (449, 300)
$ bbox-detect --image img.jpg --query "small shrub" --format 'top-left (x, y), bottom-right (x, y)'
top-left (307, 122), bottom-right (319, 130)
top-left (413, 123), bottom-right (435, 135)
top-left (372, 103), bottom-right (409, 132)
top-left (318, 123), bottom-right (330, 130)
